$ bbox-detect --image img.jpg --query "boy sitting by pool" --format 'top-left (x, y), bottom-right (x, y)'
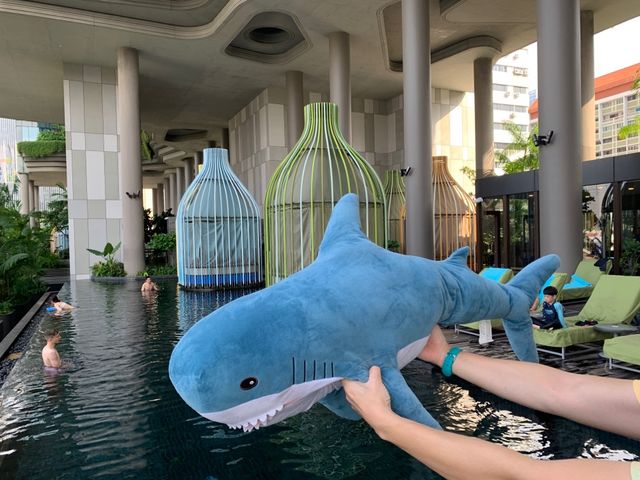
top-left (530, 285), bottom-right (566, 330)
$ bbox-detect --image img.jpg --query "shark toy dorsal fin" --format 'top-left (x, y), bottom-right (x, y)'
top-left (318, 194), bottom-right (367, 256)
top-left (445, 247), bottom-right (470, 267)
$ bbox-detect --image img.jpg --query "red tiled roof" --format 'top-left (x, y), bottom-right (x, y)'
top-left (529, 63), bottom-right (640, 119)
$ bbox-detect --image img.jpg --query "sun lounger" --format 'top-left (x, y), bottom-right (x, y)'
top-left (557, 259), bottom-right (612, 302)
top-left (455, 268), bottom-right (513, 342)
top-left (534, 275), bottom-right (640, 359)
top-left (602, 334), bottom-right (640, 373)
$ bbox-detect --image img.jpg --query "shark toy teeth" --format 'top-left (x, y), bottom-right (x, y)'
top-left (169, 193), bottom-right (559, 432)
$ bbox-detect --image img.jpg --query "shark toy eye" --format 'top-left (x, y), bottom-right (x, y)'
top-left (240, 377), bottom-right (258, 390)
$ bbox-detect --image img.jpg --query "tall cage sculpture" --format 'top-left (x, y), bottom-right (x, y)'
top-left (264, 102), bottom-right (387, 285)
top-left (176, 148), bottom-right (263, 289)
top-left (432, 155), bottom-right (477, 269)
top-left (383, 170), bottom-right (406, 253)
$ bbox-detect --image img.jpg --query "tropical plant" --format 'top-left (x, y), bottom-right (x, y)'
top-left (34, 184), bottom-right (68, 234)
top-left (146, 232), bottom-right (176, 252)
top-left (618, 71), bottom-right (640, 141)
top-left (495, 122), bottom-right (539, 174)
top-left (141, 130), bottom-right (153, 161)
top-left (87, 242), bottom-right (126, 277)
top-left (144, 208), bottom-right (173, 243)
top-left (621, 238), bottom-right (640, 276)
top-left (0, 185), bottom-right (48, 313)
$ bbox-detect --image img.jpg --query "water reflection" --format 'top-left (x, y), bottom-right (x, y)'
top-left (0, 280), bottom-right (638, 479)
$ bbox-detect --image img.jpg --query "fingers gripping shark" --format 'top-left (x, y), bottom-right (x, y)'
top-left (169, 194), bottom-right (559, 432)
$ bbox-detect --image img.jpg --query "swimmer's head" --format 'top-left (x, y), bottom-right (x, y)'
top-left (45, 330), bottom-right (61, 343)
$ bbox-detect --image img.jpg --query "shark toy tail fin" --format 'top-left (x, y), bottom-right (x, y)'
top-left (502, 254), bottom-right (561, 362)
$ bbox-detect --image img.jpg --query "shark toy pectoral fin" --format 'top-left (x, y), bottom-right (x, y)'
top-left (502, 312), bottom-right (539, 362)
top-left (381, 367), bottom-right (441, 430)
top-left (320, 388), bottom-right (362, 420)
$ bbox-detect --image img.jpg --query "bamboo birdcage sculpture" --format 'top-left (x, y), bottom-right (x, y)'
top-left (383, 170), bottom-right (406, 253)
top-left (264, 102), bottom-right (387, 285)
top-left (176, 148), bottom-right (263, 289)
top-left (432, 155), bottom-right (477, 269)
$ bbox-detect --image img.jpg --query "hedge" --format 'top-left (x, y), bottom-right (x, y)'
top-left (17, 140), bottom-right (66, 158)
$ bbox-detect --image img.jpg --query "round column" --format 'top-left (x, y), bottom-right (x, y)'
top-left (183, 158), bottom-right (194, 191)
top-left (474, 57), bottom-right (495, 178)
top-left (329, 32), bottom-right (351, 141)
top-left (538, 0), bottom-right (582, 271)
top-left (286, 71), bottom-right (304, 149)
top-left (581, 10), bottom-right (595, 161)
top-left (117, 46), bottom-right (145, 275)
top-left (18, 172), bottom-right (29, 214)
top-left (163, 177), bottom-right (170, 214)
top-left (157, 183), bottom-right (165, 213)
top-left (176, 166), bottom-right (184, 206)
top-left (168, 171), bottom-right (177, 213)
top-left (402, 0), bottom-right (433, 259)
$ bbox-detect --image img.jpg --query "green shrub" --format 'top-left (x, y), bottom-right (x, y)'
top-left (621, 238), bottom-right (640, 276)
top-left (17, 140), bottom-right (66, 158)
top-left (88, 242), bottom-right (127, 277)
top-left (146, 232), bottom-right (176, 252)
top-left (91, 259), bottom-right (126, 277)
top-left (147, 264), bottom-right (177, 276)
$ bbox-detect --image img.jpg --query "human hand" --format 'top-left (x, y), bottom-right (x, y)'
top-left (417, 325), bottom-right (449, 367)
top-left (342, 366), bottom-right (393, 429)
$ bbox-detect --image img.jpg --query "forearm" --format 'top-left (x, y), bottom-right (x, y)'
top-left (451, 352), bottom-right (640, 439)
top-left (372, 412), bottom-right (629, 480)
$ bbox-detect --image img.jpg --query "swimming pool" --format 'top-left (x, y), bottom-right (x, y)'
top-left (0, 280), bottom-right (638, 479)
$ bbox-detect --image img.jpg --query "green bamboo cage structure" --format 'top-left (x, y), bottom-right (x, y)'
top-left (264, 102), bottom-right (387, 285)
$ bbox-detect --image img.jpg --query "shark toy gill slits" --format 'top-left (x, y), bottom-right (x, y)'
top-left (169, 194), bottom-right (560, 432)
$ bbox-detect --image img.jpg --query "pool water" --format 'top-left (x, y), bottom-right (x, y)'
top-left (0, 280), bottom-right (638, 479)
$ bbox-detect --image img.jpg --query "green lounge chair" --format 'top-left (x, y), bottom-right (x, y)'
top-left (457, 271), bottom-right (569, 340)
top-left (455, 268), bottom-right (513, 340)
top-left (557, 259), bottom-right (612, 302)
top-left (534, 275), bottom-right (640, 359)
top-left (602, 334), bottom-right (640, 373)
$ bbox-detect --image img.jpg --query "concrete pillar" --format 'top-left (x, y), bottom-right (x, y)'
top-left (329, 32), bottom-right (351, 141)
top-left (34, 185), bottom-right (40, 211)
top-left (28, 180), bottom-right (36, 228)
top-left (402, 0), bottom-right (433, 259)
top-left (163, 177), bottom-right (170, 213)
top-left (538, 0), bottom-right (582, 271)
top-left (168, 171), bottom-right (177, 213)
top-left (286, 70), bottom-right (304, 148)
top-left (157, 183), bottom-right (165, 213)
top-left (152, 187), bottom-right (159, 215)
top-left (117, 46), bottom-right (145, 276)
top-left (18, 172), bottom-right (29, 214)
top-left (221, 129), bottom-right (230, 149)
top-left (581, 10), bottom-right (595, 161)
top-left (183, 158), bottom-right (194, 191)
top-left (194, 151), bottom-right (203, 177)
top-left (176, 166), bottom-right (184, 207)
top-left (474, 57), bottom-right (495, 178)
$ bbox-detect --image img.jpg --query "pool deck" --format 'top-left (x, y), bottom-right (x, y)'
top-left (445, 301), bottom-right (639, 380)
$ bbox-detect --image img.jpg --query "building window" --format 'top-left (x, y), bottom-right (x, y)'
top-left (493, 65), bottom-right (507, 73)
top-left (514, 86), bottom-right (528, 94)
top-left (512, 67), bottom-right (528, 76)
top-left (493, 84), bottom-right (508, 91)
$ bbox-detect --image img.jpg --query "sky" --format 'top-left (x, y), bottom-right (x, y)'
top-left (526, 15), bottom-right (640, 92)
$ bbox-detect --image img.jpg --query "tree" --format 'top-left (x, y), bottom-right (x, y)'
top-left (495, 122), bottom-right (539, 174)
top-left (618, 71), bottom-right (640, 141)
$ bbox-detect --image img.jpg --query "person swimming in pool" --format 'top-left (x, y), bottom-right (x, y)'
top-left (41, 329), bottom-right (62, 371)
top-left (141, 277), bottom-right (160, 293)
top-left (49, 295), bottom-right (74, 313)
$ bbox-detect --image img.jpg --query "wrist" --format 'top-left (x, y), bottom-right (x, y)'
top-left (441, 347), bottom-right (462, 377)
top-left (370, 411), bottom-right (404, 441)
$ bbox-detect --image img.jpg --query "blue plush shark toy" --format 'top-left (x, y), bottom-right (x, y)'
top-left (169, 194), bottom-right (559, 432)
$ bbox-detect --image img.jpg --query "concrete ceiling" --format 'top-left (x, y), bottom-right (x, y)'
top-left (0, 0), bottom-right (638, 159)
